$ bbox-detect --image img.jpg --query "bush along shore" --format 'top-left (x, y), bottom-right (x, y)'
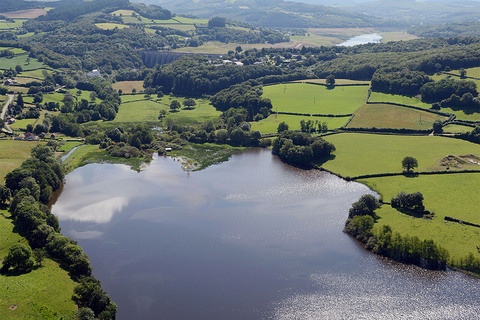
top-left (0, 145), bottom-right (117, 319)
top-left (344, 194), bottom-right (480, 275)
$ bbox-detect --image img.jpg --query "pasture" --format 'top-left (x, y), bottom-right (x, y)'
top-left (262, 83), bottom-right (367, 115)
top-left (95, 23), bottom-right (129, 30)
top-left (322, 133), bottom-right (480, 177)
top-left (368, 92), bottom-right (432, 109)
top-left (347, 104), bottom-right (445, 130)
top-left (0, 140), bottom-right (40, 181)
top-left (443, 124), bottom-right (475, 133)
top-left (0, 212), bottom-right (76, 320)
top-left (294, 79), bottom-right (370, 85)
top-left (0, 55), bottom-right (50, 71)
top-left (114, 95), bottom-right (220, 125)
top-left (360, 173), bottom-right (480, 260)
top-left (113, 81), bottom-right (144, 93)
top-left (250, 113), bottom-right (348, 134)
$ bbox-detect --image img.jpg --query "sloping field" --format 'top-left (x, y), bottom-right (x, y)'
top-left (113, 81), bottom-right (144, 93)
top-left (0, 140), bottom-right (40, 181)
top-left (250, 114), bottom-right (348, 134)
top-left (294, 79), bottom-right (370, 85)
top-left (0, 9), bottom-right (46, 19)
top-left (323, 133), bottom-right (480, 177)
top-left (263, 83), bottom-right (367, 115)
top-left (361, 173), bottom-right (480, 260)
top-left (368, 92), bottom-right (432, 109)
top-left (347, 104), bottom-right (445, 130)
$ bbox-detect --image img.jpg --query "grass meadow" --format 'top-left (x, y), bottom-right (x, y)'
top-left (0, 55), bottom-right (50, 71)
top-left (368, 92), bottom-right (432, 109)
top-left (0, 140), bottom-right (40, 181)
top-left (294, 79), bottom-right (370, 85)
top-left (95, 23), bottom-right (129, 30)
top-left (360, 173), bottom-right (480, 260)
top-left (262, 83), bottom-right (367, 115)
top-left (114, 95), bottom-right (220, 125)
top-left (250, 113), bottom-right (348, 134)
top-left (322, 133), bottom-right (480, 177)
top-left (347, 104), bottom-right (445, 130)
top-left (0, 211), bottom-right (77, 320)
top-left (443, 124), bottom-right (475, 133)
top-left (113, 81), bottom-right (145, 93)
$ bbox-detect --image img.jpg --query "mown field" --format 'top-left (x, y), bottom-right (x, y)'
top-left (322, 133), bottom-right (480, 177)
top-left (113, 81), bottom-right (145, 93)
top-left (360, 173), bottom-right (480, 260)
top-left (368, 92), bottom-right (432, 109)
top-left (262, 83), bottom-right (367, 115)
top-left (113, 95), bottom-right (220, 125)
top-left (290, 27), bottom-right (376, 47)
top-left (443, 124), bottom-right (475, 133)
top-left (347, 104), bottom-right (445, 130)
top-left (380, 31), bottom-right (419, 43)
top-left (250, 113), bottom-right (348, 134)
top-left (294, 79), bottom-right (370, 85)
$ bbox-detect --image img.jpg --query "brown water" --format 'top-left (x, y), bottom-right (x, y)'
top-left (51, 149), bottom-right (480, 320)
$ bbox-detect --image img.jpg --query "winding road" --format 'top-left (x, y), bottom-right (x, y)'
top-left (1, 94), bottom-right (14, 133)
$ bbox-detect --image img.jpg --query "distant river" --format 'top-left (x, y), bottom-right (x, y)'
top-left (338, 33), bottom-right (383, 46)
top-left (52, 149), bottom-right (480, 319)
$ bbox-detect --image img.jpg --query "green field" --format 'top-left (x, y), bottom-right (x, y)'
top-left (443, 124), bottom-right (475, 133)
top-left (368, 92), bottom-right (432, 109)
top-left (156, 23), bottom-right (196, 31)
top-left (294, 79), bottom-right (370, 85)
top-left (0, 212), bottom-right (77, 320)
top-left (0, 140), bottom-right (40, 181)
top-left (250, 113), bottom-right (348, 134)
top-left (360, 173), bottom-right (480, 260)
top-left (19, 69), bottom-right (51, 79)
top-left (0, 55), bottom-right (51, 71)
top-left (114, 95), bottom-right (220, 125)
top-left (0, 47), bottom-right (26, 55)
top-left (113, 81), bottom-right (144, 93)
top-left (62, 144), bottom-right (103, 173)
top-left (111, 9), bottom-right (135, 16)
top-left (323, 133), bottom-right (480, 177)
top-left (263, 83), bottom-right (367, 115)
top-left (95, 23), bottom-right (129, 30)
top-left (347, 104), bottom-right (445, 130)
top-left (0, 19), bottom-right (27, 30)
top-left (380, 31), bottom-right (419, 43)
top-left (449, 66), bottom-right (480, 79)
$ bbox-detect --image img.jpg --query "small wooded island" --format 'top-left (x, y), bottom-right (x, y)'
top-left (1, 0), bottom-right (480, 318)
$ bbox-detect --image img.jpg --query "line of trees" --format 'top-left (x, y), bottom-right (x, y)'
top-left (344, 195), bottom-right (449, 270)
top-left (1, 145), bottom-right (116, 319)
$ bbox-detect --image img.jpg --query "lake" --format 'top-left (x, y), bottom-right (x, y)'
top-left (338, 33), bottom-right (383, 47)
top-left (52, 149), bottom-right (480, 319)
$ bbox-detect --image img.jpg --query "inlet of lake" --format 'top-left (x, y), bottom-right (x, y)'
top-left (51, 149), bottom-right (480, 320)
top-left (338, 33), bottom-right (383, 47)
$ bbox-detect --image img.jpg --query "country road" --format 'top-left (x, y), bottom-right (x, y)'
top-left (1, 94), bottom-right (14, 120)
top-left (1, 94), bottom-right (14, 133)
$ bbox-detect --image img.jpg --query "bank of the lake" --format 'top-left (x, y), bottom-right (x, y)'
top-left (338, 33), bottom-right (383, 47)
top-left (52, 149), bottom-right (480, 320)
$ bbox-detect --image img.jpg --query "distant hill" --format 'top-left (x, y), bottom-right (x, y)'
top-left (135, 0), bottom-right (395, 28)
top-left (349, 0), bottom-right (480, 24)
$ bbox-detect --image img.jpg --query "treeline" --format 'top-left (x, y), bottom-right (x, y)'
top-left (129, 3), bottom-right (172, 20)
top-left (25, 19), bottom-right (167, 72)
top-left (143, 57), bottom-right (285, 96)
top-left (1, 145), bottom-right (117, 319)
top-left (195, 26), bottom-right (288, 45)
top-left (409, 22), bottom-right (480, 38)
top-left (420, 78), bottom-right (478, 103)
top-left (210, 81), bottom-right (272, 121)
top-left (344, 195), bottom-right (449, 270)
top-left (272, 131), bottom-right (335, 167)
top-left (315, 38), bottom-right (480, 79)
top-left (371, 70), bottom-right (432, 96)
top-left (38, 0), bottom-right (130, 21)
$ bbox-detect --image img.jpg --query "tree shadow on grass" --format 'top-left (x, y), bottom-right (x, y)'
top-left (403, 172), bottom-right (419, 178)
top-left (314, 154), bottom-right (336, 167)
top-left (393, 206), bottom-right (425, 219)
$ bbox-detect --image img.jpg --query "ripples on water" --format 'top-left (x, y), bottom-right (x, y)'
top-left (52, 149), bottom-right (480, 320)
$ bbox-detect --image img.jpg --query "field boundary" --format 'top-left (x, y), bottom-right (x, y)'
top-left (275, 111), bottom-right (352, 117)
top-left (350, 169), bottom-right (480, 181)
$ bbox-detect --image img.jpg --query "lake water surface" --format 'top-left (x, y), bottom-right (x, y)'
top-left (52, 149), bottom-right (480, 319)
top-left (338, 33), bottom-right (383, 47)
